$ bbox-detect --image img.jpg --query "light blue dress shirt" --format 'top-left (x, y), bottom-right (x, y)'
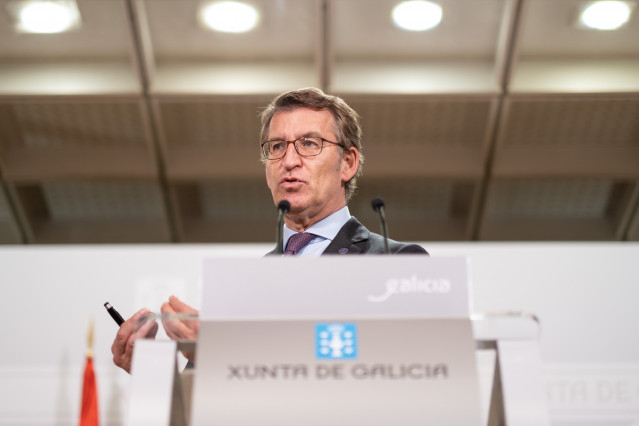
top-left (282, 206), bottom-right (351, 257)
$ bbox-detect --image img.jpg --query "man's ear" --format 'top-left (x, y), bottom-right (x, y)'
top-left (341, 147), bottom-right (359, 183)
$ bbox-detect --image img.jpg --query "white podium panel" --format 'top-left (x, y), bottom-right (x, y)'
top-left (498, 340), bottom-right (551, 426)
top-left (191, 256), bottom-right (483, 426)
top-left (128, 340), bottom-right (187, 426)
top-left (193, 318), bottom-right (479, 425)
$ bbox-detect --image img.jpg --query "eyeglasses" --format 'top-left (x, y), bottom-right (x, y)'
top-left (261, 137), bottom-right (342, 160)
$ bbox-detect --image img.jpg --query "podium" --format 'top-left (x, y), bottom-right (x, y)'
top-left (126, 257), bottom-right (550, 425)
top-left (127, 314), bottom-right (548, 426)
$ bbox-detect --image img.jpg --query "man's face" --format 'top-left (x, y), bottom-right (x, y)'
top-left (264, 108), bottom-right (358, 229)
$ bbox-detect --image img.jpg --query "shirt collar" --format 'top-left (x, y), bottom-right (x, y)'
top-left (283, 206), bottom-right (351, 246)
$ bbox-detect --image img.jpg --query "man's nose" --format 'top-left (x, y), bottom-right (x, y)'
top-left (282, 142), bottom-right (302, 167)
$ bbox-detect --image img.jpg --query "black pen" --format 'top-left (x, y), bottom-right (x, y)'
top-left (104, 302), bottom-right (125, 327)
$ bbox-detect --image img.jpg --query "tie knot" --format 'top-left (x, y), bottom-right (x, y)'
top-left (284, 232), bottom-right (315, 255)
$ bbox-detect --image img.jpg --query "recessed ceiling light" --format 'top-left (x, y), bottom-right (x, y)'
top-left (579, 1), bottom-right (634, 30)
top-left (14, 0), bottom-right (80, 34)
top-left (199, 1), bottom-right (259, 33)
top-left (392, 0), bottom-right (443, 32)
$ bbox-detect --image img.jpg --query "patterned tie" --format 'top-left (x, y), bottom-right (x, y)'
top-left (284, 232), bottom-right (315, 255)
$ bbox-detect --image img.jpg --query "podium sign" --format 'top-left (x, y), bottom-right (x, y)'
top-left (191, 256), bottom-right (482, 425)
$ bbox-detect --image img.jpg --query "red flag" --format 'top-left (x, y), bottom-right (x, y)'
top-left (79, 321), bottom-right (99, 426)
top-left (79, 357), bottom-right (99, 426)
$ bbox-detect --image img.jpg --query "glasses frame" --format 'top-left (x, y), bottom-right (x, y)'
top-left (261, 137), bottom-right (342, 160)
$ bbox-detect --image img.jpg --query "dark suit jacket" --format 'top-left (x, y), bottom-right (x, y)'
top-left (268, 217), bottom-right (427, 255)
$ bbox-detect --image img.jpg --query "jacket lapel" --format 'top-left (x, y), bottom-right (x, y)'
top-left (322, 217), bottom-right (369, 255)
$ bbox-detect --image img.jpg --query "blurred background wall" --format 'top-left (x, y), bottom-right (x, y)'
top-left (0, 0), bottom-right (638, 245)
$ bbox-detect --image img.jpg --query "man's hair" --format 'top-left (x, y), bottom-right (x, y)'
top-left (260, 87), bottom-right (364, 202)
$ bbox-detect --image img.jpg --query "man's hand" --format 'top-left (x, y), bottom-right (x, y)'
top-left (111, 308), bottom-right (158, 373)
top-left (160, 295), bottom-right (200, 362)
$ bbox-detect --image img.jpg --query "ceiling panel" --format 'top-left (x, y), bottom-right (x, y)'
top-left (0, 0), bottom-right (140, 95)
top-left (0, 98), bottom-right (157, 180)
top-left (493, 95), bottom-right (639, 178)
top-left (518, 0), bottom-right (639, 58)
top-left (511, 0), bottom-right (639, 93)
top-left (346, 95), bottom-right (494, 178)
top-left (0, 100), bottom-right (150, 149)
top-left (144, 0), bottom-right (317, 61)
top-left (144, 0), bottom-right (320, 94)
top-left (486, 179), bottom-right (613, 218)
top-left (349, 96), bottom-right (494, 147)
top-left (0, 0), bottom-right (132, 59)
top-left (157, 98), bottom-right (264, 148)
top-left (333, 0), bottom-right (505, 60)
top-left (42, 181), bottom-right (165, 220)
top-left (154, 96), bottom-right (267, 178)
top-left (499, 96), bottom-right (639, 149)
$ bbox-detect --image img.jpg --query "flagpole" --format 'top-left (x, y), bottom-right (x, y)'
top-left (86, 319), bottom-right (94, 359)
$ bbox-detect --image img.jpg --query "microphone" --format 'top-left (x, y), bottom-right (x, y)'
top-left (371, 197), bottom-right (391, 254)
top-left (275, 200), bottom-right (291, 254)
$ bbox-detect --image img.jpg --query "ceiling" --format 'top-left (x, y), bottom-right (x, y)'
top-left (0, 0), bottom-right (638, 244)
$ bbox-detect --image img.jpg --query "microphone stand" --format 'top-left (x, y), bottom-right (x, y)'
top-left (275, 200), bottom-right (290, 254)
top-left (371, 197), bottom-right (391, 254)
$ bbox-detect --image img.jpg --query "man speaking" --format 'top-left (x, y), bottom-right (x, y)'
top-left (262, 87), bottom-right (426, 256)
top-left (111, 88), bottom-right (426, 372)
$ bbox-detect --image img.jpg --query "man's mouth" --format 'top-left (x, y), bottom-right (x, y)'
top-left (282, 177), bottom-right (303, 183)
top-left (281, 177), bottom-right (304, 189)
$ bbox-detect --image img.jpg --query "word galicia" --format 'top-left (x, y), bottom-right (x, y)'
top-left (367, 275), bottom-right (451, 303)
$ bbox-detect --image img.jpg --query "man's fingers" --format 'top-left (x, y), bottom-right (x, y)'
top-left (168, 295), bottom-right (198, 314)
top-left (111, 308), bottom-right (149, 357)
top-left (116, 318), bottom-right (158, 373)
top-left (135, 317), bottom-right (159, 340)
top-left (162, 316), bottom-right (191, 340)
top-left (110, 308), bottom-right (154, 373)
top-left (160, 300), bottom-right (175, 315)
top-left (161, 296), bottom-right (199, 340)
